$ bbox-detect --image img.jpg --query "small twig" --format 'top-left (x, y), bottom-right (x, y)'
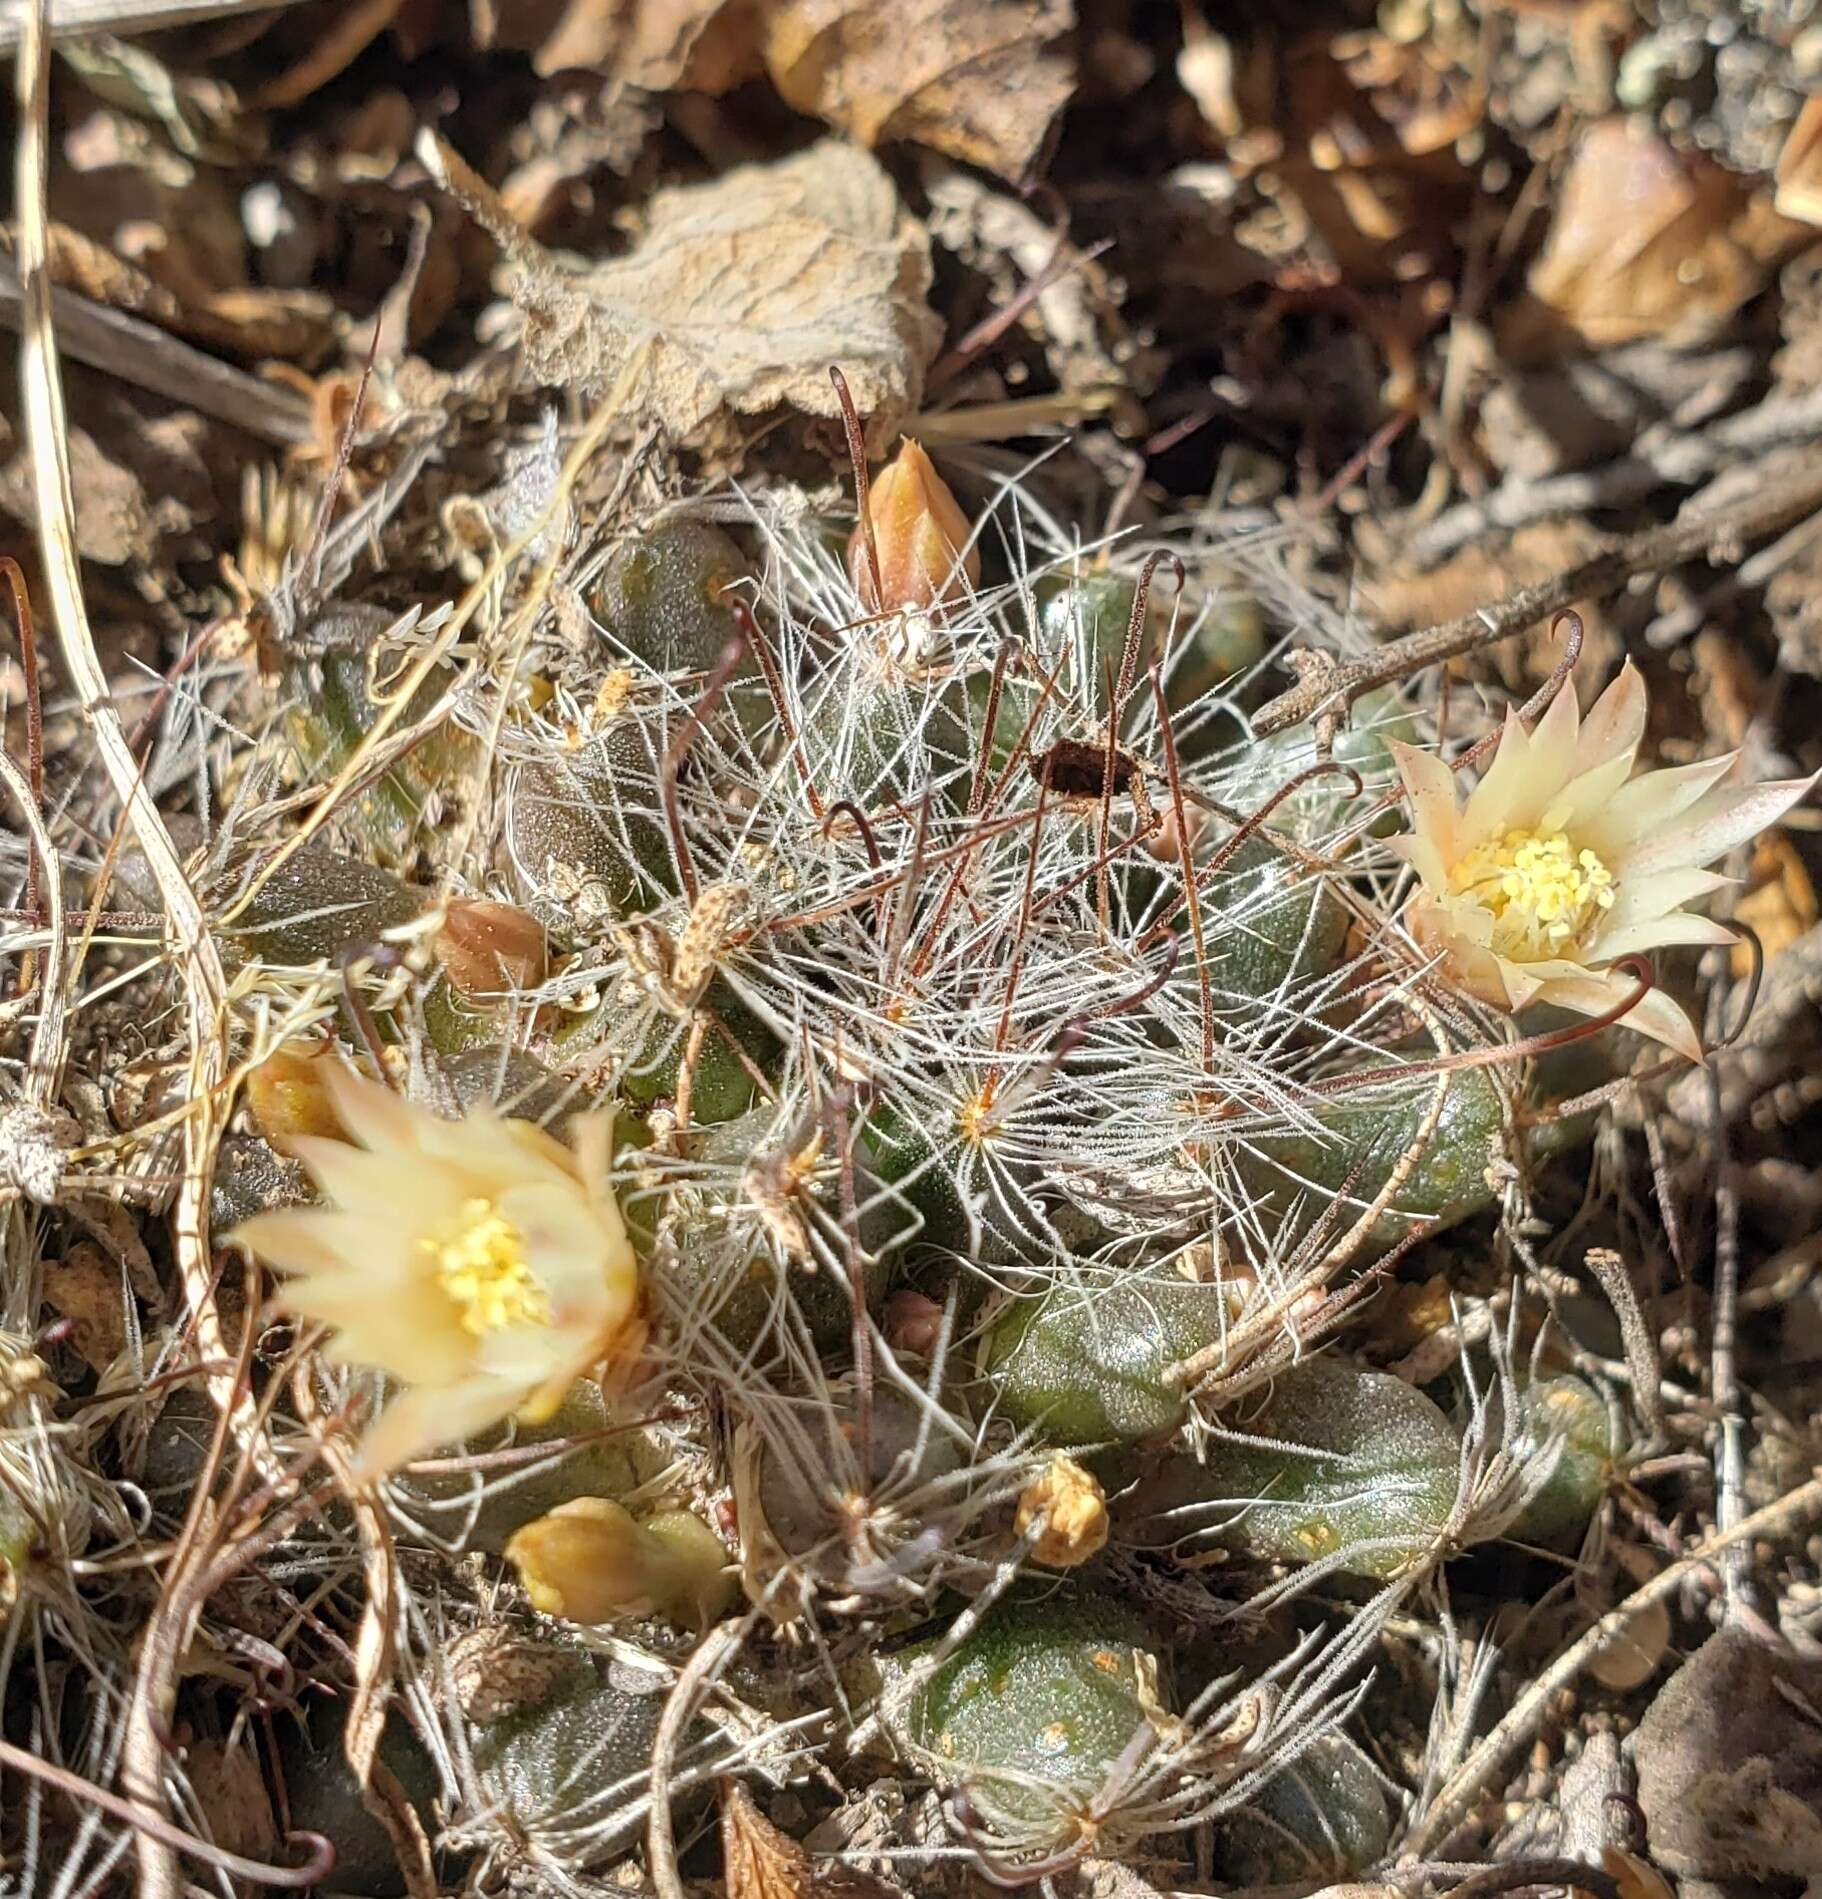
top-left (1425, 1858), bottom-right (1622, 1899)
top-left (1581, 1248), bottom-right (1665, 1447)
top-left (301, 318), bottom-right (379, 602)
top-left (1254, 459), bottom-right (1822, 738)
top-left (1406, 384), bottom-right (1822, 566)
top-left (1403, 1469), bottom-right (1822, 1856)
top-left (0, 258), bottom-right (311, 445)
top-left (1703, 959), bottom-right (1750, 1623)
top-left (648, 1619), bottom-right (750, 1899)
top-left (928, 236), bottom-right (1114, 392)
top-left (1149, 658), bottom-right (1212, 1068)
top-left (0, 558), bottom-right (44, 950)
top-left (661, 631), bottom-right (748, 907)
top-left (830, 365), bottom-right (881, 610)
top-left (0, 1738), bottom-right (332, 1888)
top-left (0, 747), bottom-right (64, 1096)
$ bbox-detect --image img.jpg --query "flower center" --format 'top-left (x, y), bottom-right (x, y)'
top-left (425, 1197), bottom-right (549, 1336)
top-left (1448, 826), bottom-right (1617, 960)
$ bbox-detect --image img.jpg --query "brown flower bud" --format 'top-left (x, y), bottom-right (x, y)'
top-left (848, 438), bottom-right (980, 614)
top-left (1015, 1453), bottom-right (1110, 1567)
top-left (506, 1497), bottom-right (734, 1632)
top-left (246, 1042), bottom-right (347, 1146)
top-left (434, 898), bottom-right (547, 999)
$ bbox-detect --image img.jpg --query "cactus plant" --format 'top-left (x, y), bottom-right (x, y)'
top-left (1123, 1358), bottom-right (1463, 1579)
top-left (32, 334), bottom-right (1809, 1899)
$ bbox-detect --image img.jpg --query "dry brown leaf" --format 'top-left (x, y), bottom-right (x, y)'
top-left (423, 133), bottom-right (939, 452)
top-left (43, 1242), bottom-right (128, 1373)
top-left (0, 423), bottom-right (160, 565)
top-left (723, 1781), bottom-right (815, 1899)
top-left (182, 1736), bottom-right (278, 1863)
top-left (1732, 833), bottom-right (1819, 976)
top-left (533, 0), bottom-right (760, 87)
top-left (762, 0), bottom-right (1075, 183)
top-left (1507, 119), bottom-right (1783, 356)
top-left (722, 1782), bottom-right (896, 1899)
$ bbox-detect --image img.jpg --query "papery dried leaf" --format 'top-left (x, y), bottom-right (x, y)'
top-left (426, 133), bottom-right (939, 452)
top-left (1732, 832), bottom-right (1818, 974)
top-left (723, 1781), bottom-right (816, 1899)
top-left (1508, 118), bottom-right (1774, 355)
top-left (533, 0), bottom-right (760, 87)
top-left (762, 0), bottom-right (1075, 183)
top-left (43, 1242), bottom-right (128, 1374)
top-left (722, 1783), bottom-right (897, 1899)
top-left (183, 1737), bottom-right (278, 1863)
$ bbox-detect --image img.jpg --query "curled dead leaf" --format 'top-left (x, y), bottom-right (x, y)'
top-left (723, 1781), bottom-right (816, 1899)
top-left (1732, 833), bottom-right (1818, 976)
top-left (1600, 1847), bottom-right (1676, 1899)
top-left (422, 132), bottom-right (939, 453)
top-left (183, 1737), bottom-right (278, 1865)
top-left (1507, 118), bottom-right (1793, 356)
top-left (762, 0), bottom-right (1075, 183)
top-left (520, 0), bottom-right (1070, 180)
top-left (722, 1782), bottom-right (895, 1899)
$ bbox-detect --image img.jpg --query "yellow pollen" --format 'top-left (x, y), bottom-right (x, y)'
top-left (424, 1197), bottom-right (549, 1336)
top-left (1449, 826), bottom-right (1617, 960)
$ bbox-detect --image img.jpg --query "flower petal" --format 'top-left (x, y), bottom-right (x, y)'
top-left (1571, 662), bottom-right (1646, 779)
top-left (289, 1137), bottom-right (471, 1223)
top-left (1387, 738), bottom-right (1460, 867)
top-left (418, 1105), bottom-right (581, 1198)
top-left (1514, 679), bottom-right (1581, 819)
top-left (322, 1061), bottom-right (427, 1155)
top-left (321, 1309), bottom-right (474, 1388)
top-left (497, 1181), bottom-right (635, 1318)
top-left (230, 1207), bottom-right (350, 1277)
top-left (1593, 912), bottom-right (1738, 958)
top-left (1579, 754), bottom-right (1740, 861)
top-left (1597, 867), bottom-right (1732, 936)
top-left (1385, 830), bottom-right (1450, 893)
top-left (1458, 707), bottom-right (1540, 849)
top-left (356, 1376), bottom-right (528, 1480)
top-left (1544, 752), bottom-right (1635, 833)
top-left (1533, 972), bottom-right (1704, 1062)
top-left (1615, 771), bottom-right (1820, 878)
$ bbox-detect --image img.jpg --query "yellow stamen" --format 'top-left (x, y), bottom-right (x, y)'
top-left (425, 1197), bottom-right (549, 1335)
top-left (1449, 826), bottom-right (1617, 961)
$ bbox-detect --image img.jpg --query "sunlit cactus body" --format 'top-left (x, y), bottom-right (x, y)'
top-left (166, 398), bottom-right (1808, 1899)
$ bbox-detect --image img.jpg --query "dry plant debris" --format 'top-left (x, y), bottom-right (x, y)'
top-left (4, 2), bottom-right (1822, 1898)
top-left (423, 131), bottom-right (941, 451)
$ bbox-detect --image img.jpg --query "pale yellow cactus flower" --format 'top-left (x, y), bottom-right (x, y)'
top-left (232, 1060), bottom-right (639, 1478)
top-left (1387, 661), bottom-right (1816, 1062)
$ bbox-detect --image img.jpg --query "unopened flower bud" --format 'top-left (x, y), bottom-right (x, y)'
top-left (884, 1288), bottom-right (945, 1357)
top-left (848, 438), bottom-right (979, 614)
top-left (435, 899), bottom-right (547, 1000)
top-left (246, 1043), bottom-right (347, 1146)
top-left (506, 1497), bottom-right (734, 1632)
top-left (1015, 1453), bottom-right (1109, 1567)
